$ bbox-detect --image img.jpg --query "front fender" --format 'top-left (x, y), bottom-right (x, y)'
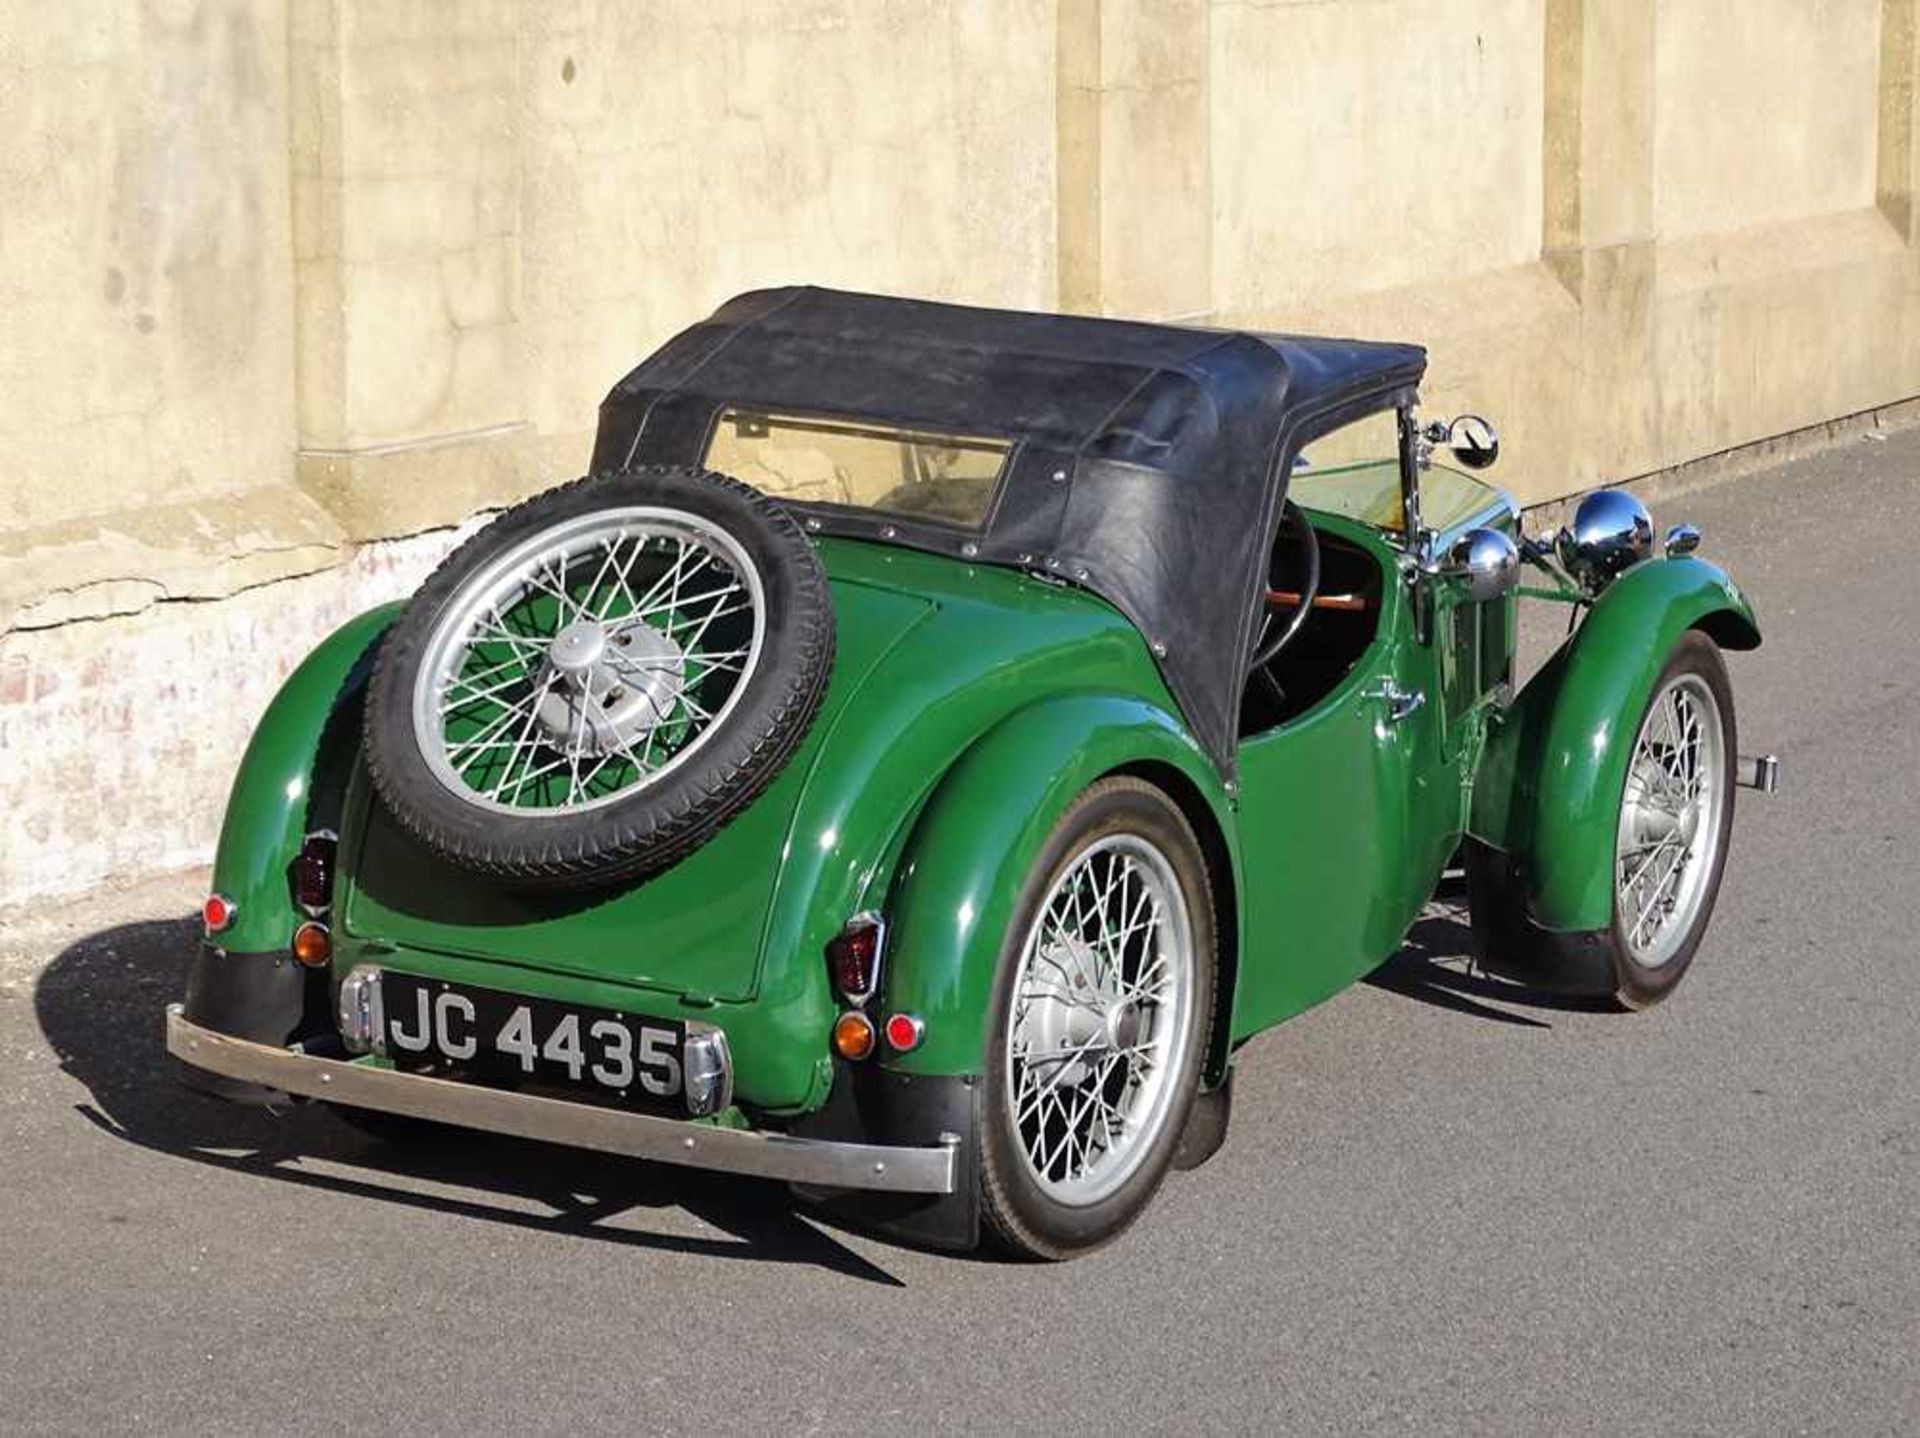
top-left (879, 693), bottom-right (1233, 1077)
top-left (1470, 555), bottom-right (1759, 933)
top-left (210, 604), bottom-right (400, 953)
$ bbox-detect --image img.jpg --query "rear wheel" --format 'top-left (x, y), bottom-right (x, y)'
top-left (978, 778), bottom-right (1216, 1259)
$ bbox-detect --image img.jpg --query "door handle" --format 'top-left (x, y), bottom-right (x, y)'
top-left (1370, 680), bottom-right (1426, 723)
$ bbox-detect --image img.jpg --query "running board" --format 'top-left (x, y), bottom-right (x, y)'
top-left (1736, 753), bottom-right (1781, 794)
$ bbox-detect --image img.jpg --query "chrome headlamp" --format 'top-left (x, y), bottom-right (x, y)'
top-left (1555, 489), bottom-right (1654, 595)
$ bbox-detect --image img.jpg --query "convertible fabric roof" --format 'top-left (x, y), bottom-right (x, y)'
top-left (593, 286), bottom-right (1427, 775)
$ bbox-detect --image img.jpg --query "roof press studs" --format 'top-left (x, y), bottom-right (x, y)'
top-left (1051, 469), bottom-right (1067, 483)
top-left (1151, 641), bottom-right (1168, 658)
top-left (961, 542), bottom-right (979, 559)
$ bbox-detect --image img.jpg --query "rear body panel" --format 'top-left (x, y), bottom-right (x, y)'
top-left (328, 539), bottom-right (1196, 1113)
top-left (340, 564), bottom-right (935, 1005)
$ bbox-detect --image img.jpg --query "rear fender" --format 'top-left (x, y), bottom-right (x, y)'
top-left (210, 604), bottom-right (400, 954)
top-left (181, 604), bottom-right (398, 1083)
top-left (1470, 556), bottom-right (1759, 933)
top-left (877, 694), bottom-right (1237, 1078)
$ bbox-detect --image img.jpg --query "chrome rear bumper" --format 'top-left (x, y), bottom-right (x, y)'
top-left (166, 1005), bottom-right (957, 1195)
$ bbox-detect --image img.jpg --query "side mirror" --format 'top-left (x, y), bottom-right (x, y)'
top-left (1443, 527), bottom-right (1520, 603)
top-left (1664, 522), bottom-right (1701, 557)
top-left (1446, 415), bottom-right (1499, 470)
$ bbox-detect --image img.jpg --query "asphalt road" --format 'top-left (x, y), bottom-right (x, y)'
top-left (3, 433), bottom-right (1916, 1437)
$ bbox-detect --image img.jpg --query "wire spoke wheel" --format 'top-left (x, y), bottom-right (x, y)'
top-left (1615, 671), bottom-right (1727, 970)
top-left (1005, 833), bottom-right (1196, 1207)
top-left (412, 508), bottom-right (767, 815)
top-left (1466, 632), bottom-right (1737, 1010)
top-left (364, 467), bottom-right (832, 890)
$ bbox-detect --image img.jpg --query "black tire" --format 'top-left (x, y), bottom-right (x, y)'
top-left (1605, 634), bottom-right (1737, 1006)
top-left (1468, 631), bottom-right (1736, 1009)
top-left (363, 466), bottom-right (834, 891)
top-left (977, 777), bottom-right (1217, 1260)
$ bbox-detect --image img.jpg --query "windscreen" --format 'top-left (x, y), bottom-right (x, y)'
top-left (704, 408), bottom-right (1011, 530)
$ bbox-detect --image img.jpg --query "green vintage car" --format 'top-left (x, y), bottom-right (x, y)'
top-left (170, 288), bottom-right (1776, 1258)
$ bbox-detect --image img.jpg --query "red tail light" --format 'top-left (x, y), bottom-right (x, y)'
top-left (291, 830), bottom-right (338, 916)
top-left (202, 893), bottom-right (237, 937)
top-left (884, 1013), bottom-right (924, 1053)
top-left (825, 912), bottom-right (886, 1004)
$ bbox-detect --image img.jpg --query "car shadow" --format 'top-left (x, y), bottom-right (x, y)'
top-left (1364, 891), bottom-right (1616, 1028)
top-left (32, 915), bottom-right (907, 1288)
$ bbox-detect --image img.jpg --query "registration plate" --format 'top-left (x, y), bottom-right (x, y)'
top-left (380, 972), bottom-right (685, 1107)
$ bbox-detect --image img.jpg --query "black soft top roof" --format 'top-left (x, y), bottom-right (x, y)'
top-left (593, 287), bottom-right (1426, 775)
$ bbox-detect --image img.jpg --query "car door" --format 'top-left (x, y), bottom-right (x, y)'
top-left (1231, 522), bottom-right (1456, 1034)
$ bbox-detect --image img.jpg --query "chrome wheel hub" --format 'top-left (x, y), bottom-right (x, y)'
top-left (547, 620), bottom-right (607, 675)
top-left (535, 619), bottom-right (687, 755)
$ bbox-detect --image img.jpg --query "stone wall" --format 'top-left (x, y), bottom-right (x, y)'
top-left (2, 0), bottom-right (1916, 903)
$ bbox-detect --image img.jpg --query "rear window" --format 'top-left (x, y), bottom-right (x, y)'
top-left (704, 408), bottom-right (1010, 531)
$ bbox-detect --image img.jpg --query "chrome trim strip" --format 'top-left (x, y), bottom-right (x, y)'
top-left (166, 1006), bottom-right (957, 1196)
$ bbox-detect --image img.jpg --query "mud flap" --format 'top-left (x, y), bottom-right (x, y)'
top-left (1462, 837), bottom-right (1616, 996)
top-left (788, 1065), bottom-right (981, 1252)
top-left (176, 943), bottom-right (317, 1104)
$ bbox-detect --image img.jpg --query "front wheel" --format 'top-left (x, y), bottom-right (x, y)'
top-left (1605, 632), bottom-right (1737, 1006)
top-left (1467, 631), bottom-right (1737, 1008)
top-left (978, 777), bottom-right (1216, 1259)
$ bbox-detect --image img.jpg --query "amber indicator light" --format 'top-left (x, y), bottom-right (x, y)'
top-left (832, 1010), bottom-right (876, 1061)
top-left (291, 921), bottom-right (332, 968)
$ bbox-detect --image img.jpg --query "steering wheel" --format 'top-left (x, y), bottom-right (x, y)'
top-left (1251, 498), bottom-right (1321, 673)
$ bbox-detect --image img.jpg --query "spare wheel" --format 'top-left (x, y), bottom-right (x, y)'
top-left (361, 465), bottom-right (835, 891)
